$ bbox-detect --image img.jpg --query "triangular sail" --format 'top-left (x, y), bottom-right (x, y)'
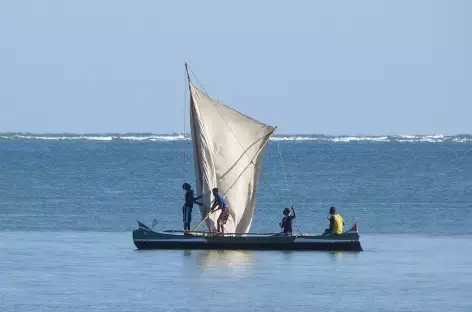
top-left (189, 81), bottom-right (276, 233)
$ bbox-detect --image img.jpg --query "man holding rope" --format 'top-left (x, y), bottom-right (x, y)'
top-left (210, 187), bottom-right (229, 234)
top-left (182, 183), bottom-right (203, 231)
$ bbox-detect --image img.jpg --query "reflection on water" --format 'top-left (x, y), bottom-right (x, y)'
top-left (185, 249), bottom-right (352, 271)
top-left (330, 251), bottom-right (344, 261)
top-left (195, 250), bottom-right (256, 274)
top-left (2, 233), bottom-right (472, 311)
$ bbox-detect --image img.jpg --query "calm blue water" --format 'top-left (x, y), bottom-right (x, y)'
top-left (1, 134), bottom-right (472, 311)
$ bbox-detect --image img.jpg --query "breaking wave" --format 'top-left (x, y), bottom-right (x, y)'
top-left (1, 133), bottom-right (471, 143)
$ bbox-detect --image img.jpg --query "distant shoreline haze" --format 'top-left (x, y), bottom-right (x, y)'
top-left (1, 133), bottom-right (471, 143)
top-left (1, 132), bottom-right (471, 136)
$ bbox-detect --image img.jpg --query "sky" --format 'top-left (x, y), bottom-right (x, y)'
top-left (0, 0), bottom-right (470, 135)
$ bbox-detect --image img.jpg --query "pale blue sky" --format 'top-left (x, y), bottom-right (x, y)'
top-left (0, 0), bottom-right (470, 135)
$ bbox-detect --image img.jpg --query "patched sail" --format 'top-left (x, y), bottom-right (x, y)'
top-left (189, 81), bottom-right (276, 233)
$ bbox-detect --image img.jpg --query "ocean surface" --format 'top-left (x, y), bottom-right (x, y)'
top-left (1, 133), bottom-right (472, 311)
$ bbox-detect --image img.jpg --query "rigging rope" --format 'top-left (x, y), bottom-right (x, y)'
top-left (277, 142), bottom-right (292, 206)
top-left (187, 66), bottom-right (286, 210)
top-left (277, 142), bottom-right (302, 235)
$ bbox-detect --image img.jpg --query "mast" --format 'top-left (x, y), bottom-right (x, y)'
top-left (185, 63), bottom-right (191, 91)
top-left (185, 63), bottom-right (205, 225)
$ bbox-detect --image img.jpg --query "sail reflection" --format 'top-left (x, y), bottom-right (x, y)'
top-left (196, 250), bottom-right (255, 274)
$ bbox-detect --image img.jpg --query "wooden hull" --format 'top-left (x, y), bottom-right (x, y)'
top-left (132, 222), bottom-right (363, 252)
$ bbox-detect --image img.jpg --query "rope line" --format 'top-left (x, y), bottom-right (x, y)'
top-left (277, 142), bottom-right (292, 206)
top-left (277, 142), bottom-right (302, 235)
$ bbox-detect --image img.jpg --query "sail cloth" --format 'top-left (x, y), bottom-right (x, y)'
top-left (189, 82), bottom-right (276, 233)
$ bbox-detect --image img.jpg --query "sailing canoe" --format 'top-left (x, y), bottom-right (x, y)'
top-left (132, 63), bottom-right (364, 252)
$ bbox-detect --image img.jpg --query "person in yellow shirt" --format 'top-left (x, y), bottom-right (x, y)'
top-left (324, 206), bottom-right (344, 235)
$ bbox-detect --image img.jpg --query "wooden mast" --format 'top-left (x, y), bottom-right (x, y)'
top-left (185, 63), bottom-right (209, 231)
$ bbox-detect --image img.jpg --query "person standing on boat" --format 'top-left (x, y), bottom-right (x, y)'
top-left (325, 206), bottom-right (344, 235)
top-left (182, 183), bottom-right (203, 231)
top-left (279, 206), bottom-right (296, 235)
top-left (210, 187), bottom-right (229, 234)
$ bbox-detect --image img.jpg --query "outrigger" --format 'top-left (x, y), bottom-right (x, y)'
top-left (132, 63), bottom-right (363, 252)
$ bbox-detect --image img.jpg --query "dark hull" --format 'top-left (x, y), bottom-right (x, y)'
top-left (132, 222), bottom-right (363, 252)
top-left (133, 239), bottom-right (362, 251)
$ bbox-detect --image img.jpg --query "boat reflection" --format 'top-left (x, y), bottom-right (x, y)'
top-left (183, 250), bottom-right (192, 257)
top-left (196, 250), bottom-right (255, 274)
top-left (329, 251), bottom-right (344, 261)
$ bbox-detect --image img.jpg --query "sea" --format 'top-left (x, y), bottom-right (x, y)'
top-left (1, 133), bottom-right (472, 312)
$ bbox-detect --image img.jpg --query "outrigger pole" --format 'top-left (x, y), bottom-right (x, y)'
top-left (192, 211), bottom-right (211, 231)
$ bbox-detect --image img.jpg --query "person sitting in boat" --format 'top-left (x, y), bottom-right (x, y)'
top-left (210, 187), bottom-right (229, 234)
top-left (279, 206), bottom-right (296, 235)
top-left (182, 183), bottom-right (203, 231)
top-left (324, 206), bottom-right (344, 235)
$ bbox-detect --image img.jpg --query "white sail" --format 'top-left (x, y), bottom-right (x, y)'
top-left (189, 81), bottom-right (276, 233)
